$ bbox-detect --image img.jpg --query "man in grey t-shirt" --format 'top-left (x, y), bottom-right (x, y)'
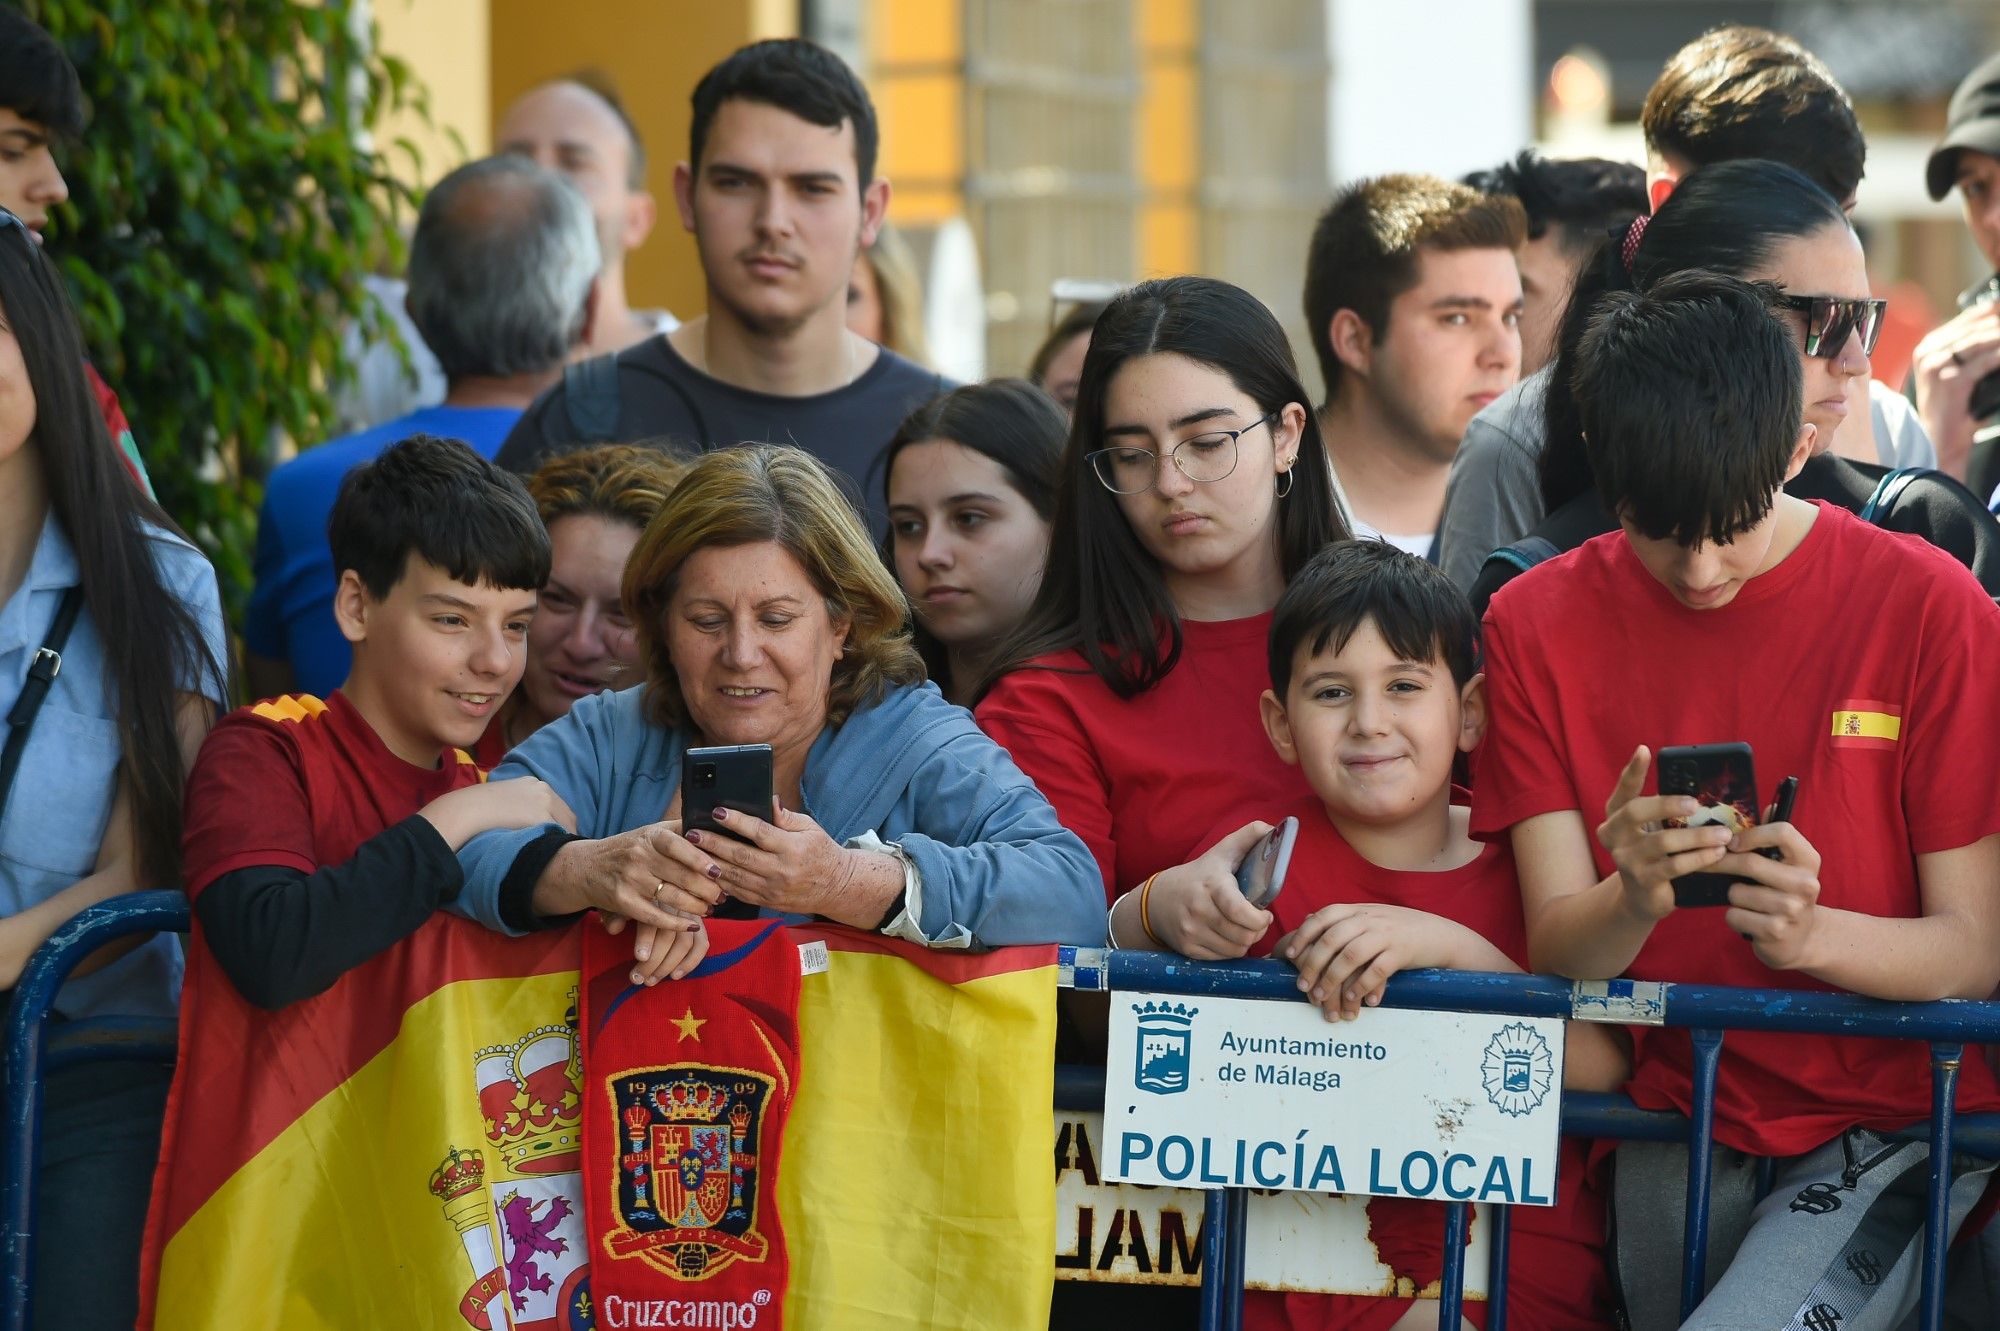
top-left (496, 39), bottom-right (949, 532)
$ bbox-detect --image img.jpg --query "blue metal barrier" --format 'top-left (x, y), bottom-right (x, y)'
top-left (1, 891), bottom-right (187, 1331)
top-left (3, 910), bottom-right (1993, 1329)
top-left (1059, 946), bottom-right (2000, 1331)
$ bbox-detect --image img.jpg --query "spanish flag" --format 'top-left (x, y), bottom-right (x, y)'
top-left (1830, 698), bottom-right (1902, 751)
top-left (138, 918), bottom-right (1057, 1330)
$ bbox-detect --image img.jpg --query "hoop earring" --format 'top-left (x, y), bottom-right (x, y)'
top-left (1275, 467), bottom-right (1296, 499)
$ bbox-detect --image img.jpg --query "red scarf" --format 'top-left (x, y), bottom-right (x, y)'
top-left (581, 920), bottom-right (801, 1326)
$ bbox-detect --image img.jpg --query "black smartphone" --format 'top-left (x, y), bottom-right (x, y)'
top-left (1233, 817), bottom-right (1298, 909)
top-left (681, 744), bottom-right (774, 843)
top-left (1657, 743), bottom-right (1760, 908)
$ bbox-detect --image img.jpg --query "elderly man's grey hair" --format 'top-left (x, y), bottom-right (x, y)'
top-left (406, 155), bottom-right (599, 382)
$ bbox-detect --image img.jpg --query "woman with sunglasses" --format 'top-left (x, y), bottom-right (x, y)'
top-left (0, 209), bottom-right (228, 1325)
top-left (1472, 158), bottom-right (2000, 612)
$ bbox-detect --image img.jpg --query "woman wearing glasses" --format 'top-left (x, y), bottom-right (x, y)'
top-left (1472, 158), bottom-right (2000, 612)
top-left (0, 209), bottom-right (228, 1325)
top-left (977, 276), bottom-right (1346, 951)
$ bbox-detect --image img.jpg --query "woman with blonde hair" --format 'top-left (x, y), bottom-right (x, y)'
top-left (474, 442), bottom-right (690, 765)
top-left (457, 443), bottom-right (1103, 977)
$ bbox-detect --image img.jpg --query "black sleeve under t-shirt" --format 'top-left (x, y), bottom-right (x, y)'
top-left (193, 816), bottom-right (464, 1011)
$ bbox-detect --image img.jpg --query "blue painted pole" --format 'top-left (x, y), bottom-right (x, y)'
top-left (1199, 1187), bottom-right (1230, 1331)
top-left (1, 892), bottom-right (187, 1331)
top-left (1223, 1187), bottom-right (1248, 1331)
top-left (1919, 1042), bottom-right (1963, 1331)
top-left (1679, 1028), bottom-right (1725, 1323)
top-left (1437, 1201), bottom-right (1470, 1328)
top-left (1486, 1200), bottom-right (1512, 1331)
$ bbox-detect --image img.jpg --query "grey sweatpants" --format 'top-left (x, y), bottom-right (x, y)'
top-left (1614, 1131), bottom-right (1996, 1331)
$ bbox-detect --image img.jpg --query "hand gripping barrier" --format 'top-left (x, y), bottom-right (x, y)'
top-left (1057, 946), bottom-right (2000, 1331)
top-left (1, 890), bottom-right (185, 1331)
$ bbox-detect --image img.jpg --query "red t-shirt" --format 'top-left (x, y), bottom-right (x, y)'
top-left (1472, 502), bottom-right (2000, 1156)
top-left (180, 690), bottom-right (482, 893)
top-left (1221, 797), bottom-right (1610, 1331)
top-left (976, 613), bottom-right (1311, 900)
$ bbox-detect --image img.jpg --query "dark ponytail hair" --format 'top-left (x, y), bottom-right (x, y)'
top-left (1539, 158), bottom-right (1849, 511)
top-left (978, 275), bottom-right (1348, 701)
top-left (0, 222), bottom-right (225, 887)
top-left (877, 378), bottom-right (1066, 688)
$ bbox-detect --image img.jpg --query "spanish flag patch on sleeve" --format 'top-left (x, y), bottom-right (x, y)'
top-left (1831, 699), bottom-right (1902, 750)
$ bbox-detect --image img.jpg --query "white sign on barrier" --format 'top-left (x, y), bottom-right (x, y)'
top-left (1105, 994), bottom-right (1564, 1205)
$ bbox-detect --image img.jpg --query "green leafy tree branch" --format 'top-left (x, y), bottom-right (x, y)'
top-left (24, 0), bottom-right (438, 628)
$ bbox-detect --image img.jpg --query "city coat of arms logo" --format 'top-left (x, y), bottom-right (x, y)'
top-left (604, 1066), bottom-right (775, 1280)
top-left (1133, 1001), bottom-right (1198, 1095)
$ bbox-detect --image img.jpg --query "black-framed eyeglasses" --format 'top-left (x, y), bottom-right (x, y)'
top-left (1778, 293), bottom-right (1886, 360)
top-left (1087, 413), bottom-right (1277, 495)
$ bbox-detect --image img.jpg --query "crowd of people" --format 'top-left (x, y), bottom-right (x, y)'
top-left (8, 8), bottom-right (2000, 1329)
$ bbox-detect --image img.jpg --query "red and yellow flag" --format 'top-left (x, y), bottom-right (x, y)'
top-left (139, 919), bottom-right (1057, 1330)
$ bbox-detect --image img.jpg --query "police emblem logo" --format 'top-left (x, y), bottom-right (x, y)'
top-left (1132, 1001), bottom-right (1197, 1096)
top-left (1479, 1022), bottom-right (1554, 1117)
top-left (604, 1065), bottom-right (775, 1280)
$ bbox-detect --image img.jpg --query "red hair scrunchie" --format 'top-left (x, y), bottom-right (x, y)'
top-left (1620, 212), bottom-right (1652, 275)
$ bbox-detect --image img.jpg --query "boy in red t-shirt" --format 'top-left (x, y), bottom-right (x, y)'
top-left (179, 434), bottom-right (589, 1008)
top-left (1125, 540), bottom-right (1623, 1331)
top-left (1473, 272), bottom-right (2000, 1328)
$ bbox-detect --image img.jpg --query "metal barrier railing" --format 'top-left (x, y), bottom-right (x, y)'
top-left (1059, 945), bottom-right (2000, 1331)
top-left (0, 890), bottom-right (185, 1331)
top-left (3, 901), bottom-right (1995, 1331)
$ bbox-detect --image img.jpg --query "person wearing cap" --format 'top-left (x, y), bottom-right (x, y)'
top-left (1915, 52), bottom-right (2000, 502)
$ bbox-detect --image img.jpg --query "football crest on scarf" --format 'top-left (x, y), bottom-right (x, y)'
top-left (605, 1065), bottom-right (776, 1279)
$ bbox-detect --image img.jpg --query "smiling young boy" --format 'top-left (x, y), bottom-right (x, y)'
top-left (178, 434), bottom-right (571, 1009)
top-left (1473, 272), bottom-right (2000, 1327)
top-left (1122, 540), bottom-right (1619, 1331)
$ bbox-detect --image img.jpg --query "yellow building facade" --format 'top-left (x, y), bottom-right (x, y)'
top-left (374, 0), bottom-right (1324, 381)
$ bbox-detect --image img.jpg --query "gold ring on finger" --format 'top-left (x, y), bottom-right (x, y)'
top-left (652, 881), bottom-right (667, 904)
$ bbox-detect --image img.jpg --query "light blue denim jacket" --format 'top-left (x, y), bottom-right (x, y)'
top-left (455, 680), bottom-right (1106, 948)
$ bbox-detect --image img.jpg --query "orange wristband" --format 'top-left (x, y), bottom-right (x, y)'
top-left (1137, 873), bottom-right (1162, 946)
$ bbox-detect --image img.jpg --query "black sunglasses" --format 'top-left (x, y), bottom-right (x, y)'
top-left (1777, 293), bottom-right (1886, 360)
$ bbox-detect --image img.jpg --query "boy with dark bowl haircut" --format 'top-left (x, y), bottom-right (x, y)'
top-left (1122, 541), bottom-right (1624, 1330)
top-left (179, 434), bottom-right (582, 1010)
top-left (1474, 272), bottom-right (2000, 1329)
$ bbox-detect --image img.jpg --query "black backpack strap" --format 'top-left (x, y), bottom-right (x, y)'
top-left (561, 352), bottom-right (624, 443)
top-left (1859, 467), bottom-right (1934, 525)
top-left (0, 587), bottom-right (85, 824)
top-left (1480, 535), bottom-right (1562, 577)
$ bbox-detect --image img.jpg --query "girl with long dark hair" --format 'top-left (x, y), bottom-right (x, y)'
top-left (0, 209), bottom-right (228, 1325)
top-left (881, 378), bottom-right (1063, 705)
top-left (977, 275), bottom-right (1347, 943)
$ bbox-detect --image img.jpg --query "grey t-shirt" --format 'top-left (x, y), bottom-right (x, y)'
top-left (1435, 371), bottom-right (1938, 592)
top-left (495, 334), bottom-right (951, 532)
top-left (1436, 371), bottom-right (1549, 592)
